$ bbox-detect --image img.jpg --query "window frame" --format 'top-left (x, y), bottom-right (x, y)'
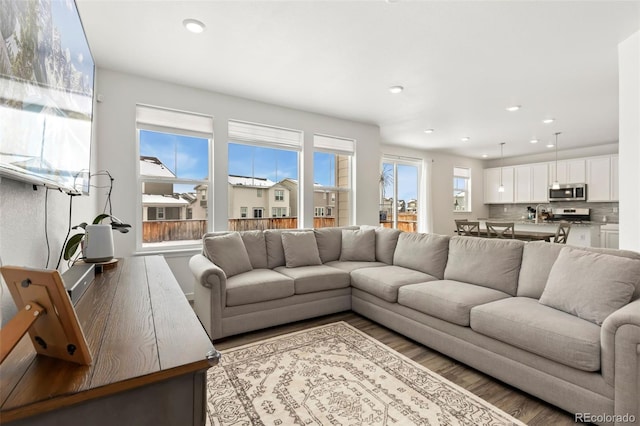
top-left (453, 166), bottom-right (472, 213)
top-left (380, 156), bottom-right (422, 232)
top-left (135, 105), bottom-right (213, 252)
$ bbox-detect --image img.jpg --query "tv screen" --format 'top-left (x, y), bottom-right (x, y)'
top-left (0, 0), bottom-right (94, 194)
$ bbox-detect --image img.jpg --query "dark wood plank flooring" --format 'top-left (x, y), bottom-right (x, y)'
top-left (212, 311), bottom-right (587, 426)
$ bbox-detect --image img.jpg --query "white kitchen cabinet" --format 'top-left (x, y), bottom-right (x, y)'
top-left (586, 156), bottom-right (611, 201)
top-left (549, 159), bottom-right (586, 184)
top-left (515, 163), bottom-right (548, 203)
top-left (611, 155), bottom-right (619, 201)
top-left (600, 224), bottom-right (619, 249)
top-left (484, 167), bottom-right (514, 204)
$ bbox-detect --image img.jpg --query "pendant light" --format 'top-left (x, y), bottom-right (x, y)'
top-left (498, 142), bottom-right (505, 193)
top-left (551, 132), bottom-right (561, 190)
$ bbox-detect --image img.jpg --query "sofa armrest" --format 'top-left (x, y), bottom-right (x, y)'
top-left (189, 254), bottom-right (226, 339)
top-left (601, 298), bottom-right (640, 421)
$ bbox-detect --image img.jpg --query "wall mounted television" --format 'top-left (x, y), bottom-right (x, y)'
top-left (0, 0), bottom-right (94, 194)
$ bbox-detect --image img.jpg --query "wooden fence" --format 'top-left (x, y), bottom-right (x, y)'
top-left (379, 213), bottom-right (418, 233)
top-left (228, 217), bottom-right (336, 231)
top-left (143, 217), bottom-right (339, 242)
top-left (143, 219), bottom-right (208, 243)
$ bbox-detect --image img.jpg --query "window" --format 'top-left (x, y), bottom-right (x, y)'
top-left (453, 167), bottom-right (471, 211)
top-left (228, 120), bottom-right (301, 230)
top-left (240, 207), bottom-right (247, 218)
top-left (136, 104), bottom-right (212, 248)
top-left (313, 134), bottom-right (354, 228)
top-left (272, 207), bottom-right (287, 217)
top-left (380, 158), bottom-right (421, 232)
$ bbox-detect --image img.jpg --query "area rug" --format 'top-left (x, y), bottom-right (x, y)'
top-left (206, 322), bottom-right (525, 425)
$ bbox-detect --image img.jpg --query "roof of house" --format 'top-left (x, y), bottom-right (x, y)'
top-left (140, 156), bottom-right (175, 178)
top-left (228, 175), bottom-right (276, 188)
top-left (142, 194), bottom-right (189, 205)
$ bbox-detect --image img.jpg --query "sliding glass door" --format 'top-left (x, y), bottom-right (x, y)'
top-left (380, 158), bottom-right (420, 232)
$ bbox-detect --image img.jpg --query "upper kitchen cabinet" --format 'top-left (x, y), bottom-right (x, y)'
top-left (586, 155), bottom-right (619, 202)
top-left (484, 167), bottom-right (514, 204)
top-left (549, 159), bottom-right (586, 184)
top-left (515, 163), bottom-right (548, 203)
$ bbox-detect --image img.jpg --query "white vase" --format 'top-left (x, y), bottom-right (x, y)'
top-left (83, 224), bottom-right (114, 262)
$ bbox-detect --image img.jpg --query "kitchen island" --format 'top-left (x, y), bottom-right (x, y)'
top-left (476, 219), bottom-right (603, 247)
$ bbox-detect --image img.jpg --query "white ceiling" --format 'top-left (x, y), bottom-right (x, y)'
top-left (76, 1), bottom-right (640, 160)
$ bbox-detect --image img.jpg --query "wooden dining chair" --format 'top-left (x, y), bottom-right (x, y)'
top-left (456, 221), bottom-right (481, 236)
top-left (553, 222), bottom-right (571, 244)
top-left (485, 222), bottom-right (515, 239)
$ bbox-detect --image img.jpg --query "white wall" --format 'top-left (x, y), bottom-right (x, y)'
top-left (618, 31), bottom-right (640, 251)
top-left (380, 144), bottom-right (488, 236)
top-left (95, 69), bottom-right (380, 297)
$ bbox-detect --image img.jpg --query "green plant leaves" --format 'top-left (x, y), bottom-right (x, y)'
top-left (92, 213), bottom-right (112, 224)
top-left (63, 233), bottom-right (85, 261)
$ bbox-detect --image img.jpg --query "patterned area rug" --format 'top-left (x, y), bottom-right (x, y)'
top-left (206, 322), bottom-right (525, 425)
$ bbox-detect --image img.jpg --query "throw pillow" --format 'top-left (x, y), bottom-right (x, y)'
top-left (340, 229), bottom-right (376, 262)
top-left (203, 232), bottom-right (253, 278)
top-left (539, 247), bottom-right (640, 325)
top-left (281, 232), bottom-right (322, 268)
top-left (393, 232), bottom-right (449, 279)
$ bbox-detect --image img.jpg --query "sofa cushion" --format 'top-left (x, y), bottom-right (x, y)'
top-left (264, 229), bottom-right (313, 269)
top-left (518, 241), bottom-right (640, 300)
top-left (204, 232), bottom-right (253, 278)
top-left (226, 269), bottom-right (294, 307)
top-left (361, 225), bottom-right (402, 264)
top-left (398, 280), bottom-right (510, 326)
top-left (351, 265), bottom-right (437, 303)
top-left (393, 233), bottom-right (449, 279)
top-left (241, 230), bottom-right (268, 269)
top-left (538, 247), bottom-right (639, 325)
top-left (325, 260), bottom-right (387, 273)
top-left (274, 265), bottom-right (351, 294)
top-left (444, 236), bottom-right (524, 296)
top-left (470, 297), bottom-right (601, 371)
top-left (340, 229), bottom-right (376, 262)
top-left (281, 232), bottom-right (322, 267)
top-left (314, 226), bottom-right (359, 263)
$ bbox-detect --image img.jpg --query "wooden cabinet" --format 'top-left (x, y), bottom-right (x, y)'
top-left (0, 257), bottom-right (216, 425)
top-left (515, 163), bottom-right (548, 203)
top-left (484, 167), bottom-right (514, 204)
top-left (586, 155), bottom-right (619, 202)
top-left (600, 224), bottom-right (619, 249)
top-left (549, 159), bottom-right (586, 184)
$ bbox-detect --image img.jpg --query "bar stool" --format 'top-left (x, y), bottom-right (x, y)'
top-left (456, 221), bottom-right (481, 236)
top-left (486, 222), bottom-right (515, 239)
top-left (553, 222), bottom-right (571, 244)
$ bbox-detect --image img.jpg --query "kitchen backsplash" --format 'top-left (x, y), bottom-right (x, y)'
top-left (488, 201), bottom-right (619, 223)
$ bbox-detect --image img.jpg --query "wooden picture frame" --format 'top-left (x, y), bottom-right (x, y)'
top-left (0, 266), bottom-right (92, 365)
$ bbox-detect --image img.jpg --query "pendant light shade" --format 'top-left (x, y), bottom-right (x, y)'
top-left (498, 142), bottom-right (505, 193)
top-left (551, 132), bottom-right (561, 190)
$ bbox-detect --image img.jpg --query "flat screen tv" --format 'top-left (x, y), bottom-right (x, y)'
top-left (0, 0), bottom-right (94, 194)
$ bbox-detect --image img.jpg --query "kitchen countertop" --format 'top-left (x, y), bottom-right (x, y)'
top-left (476, 218), bottom-right (613, 227)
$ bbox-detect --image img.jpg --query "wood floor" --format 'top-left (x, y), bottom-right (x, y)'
top-left (213, 312), bottom-right (587, 426)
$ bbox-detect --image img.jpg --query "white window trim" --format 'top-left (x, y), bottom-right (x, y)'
top-left (453, 166), bottom-right (472, 213)
top-left (381, 155), bottom-right (423, 231)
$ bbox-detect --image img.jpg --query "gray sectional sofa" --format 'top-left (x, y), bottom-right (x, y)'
top-left (189, 226), bottom-right (640, 425)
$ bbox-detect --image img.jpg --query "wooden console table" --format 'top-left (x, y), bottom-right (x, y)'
top-left (0, 256), bottom-right (217, 425)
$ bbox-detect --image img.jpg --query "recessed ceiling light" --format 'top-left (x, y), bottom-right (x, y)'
top-left (481, 154), bottom-right (488, 158)
top-left (183, 19), bottom-right (206, 33)
top-left (546, 143), bottom-right (555, 148)
top-left (388, 85), bottom-right (404, 94)
top-left (424, 129), bottom-right (434, 134)
top-left (530, 139), bottom-right (539, 144)
top-left (461, 137), bottom-right (470, 142)
top-left (542, 118), bottom-right (555, 124)
top-left (506, 105), bottom-right (521, 112)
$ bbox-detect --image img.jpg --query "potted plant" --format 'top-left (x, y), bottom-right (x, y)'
top-left (63, 214), bottom-right (131, 262)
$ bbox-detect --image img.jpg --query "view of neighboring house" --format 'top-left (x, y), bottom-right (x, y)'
top-left (140, 156), bottom-right (197, 221)
top-left (227, 175), bottom-right (290, 219)
top-left (279, 178), bottom-right (338, 220)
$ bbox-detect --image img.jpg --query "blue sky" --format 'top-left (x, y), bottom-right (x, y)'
top-left (140, 131), bottom-right (418, 201)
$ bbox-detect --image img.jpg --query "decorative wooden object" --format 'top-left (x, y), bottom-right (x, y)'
top-left (0, 267), bottom-right (92, 366)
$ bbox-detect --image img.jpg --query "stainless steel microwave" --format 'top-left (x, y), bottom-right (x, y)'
top-left (549, 183), bottom-right (587, 201)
